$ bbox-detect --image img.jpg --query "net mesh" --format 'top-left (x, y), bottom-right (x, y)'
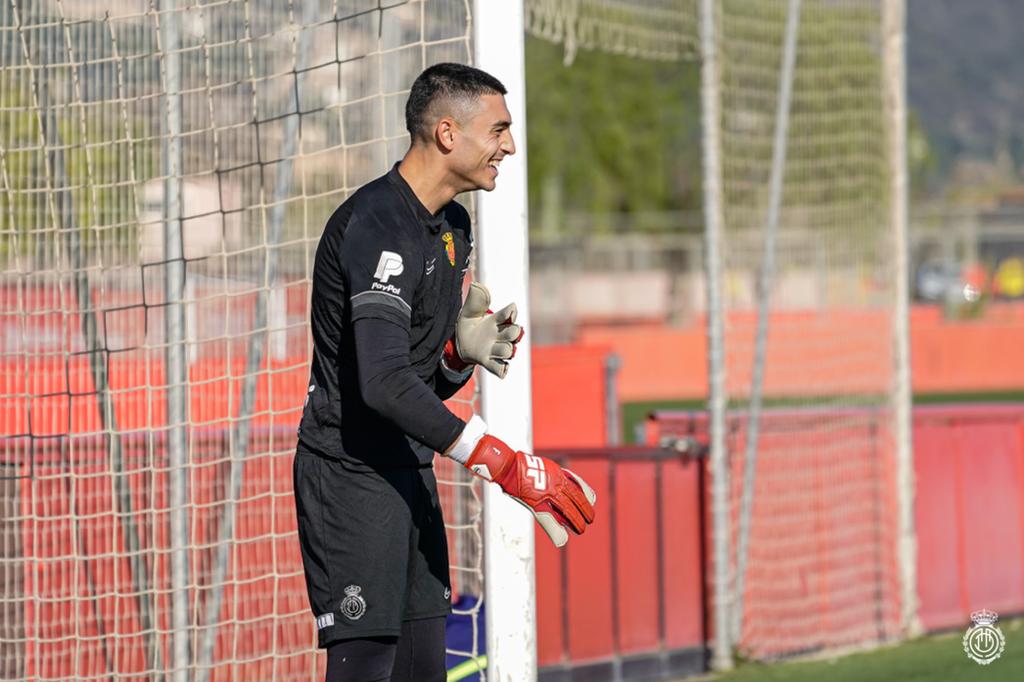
top-left (525, 0), bottom-right (699, 63)
top-left (0, 0), bottom-right (483, 679)
top-left (527, 0), bottom-right (904, 661)
top-left (718, 0), bottom-right (901, 658)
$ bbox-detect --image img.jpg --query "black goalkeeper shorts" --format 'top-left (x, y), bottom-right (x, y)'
top-left (293, 448), bottom-right (453, 648)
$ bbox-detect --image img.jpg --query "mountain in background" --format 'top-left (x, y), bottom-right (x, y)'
top-left (908, 0), bottom-right (1024, 181)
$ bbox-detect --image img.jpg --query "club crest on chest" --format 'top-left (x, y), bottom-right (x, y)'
top-left (442, 232), bottom-right (455, 266)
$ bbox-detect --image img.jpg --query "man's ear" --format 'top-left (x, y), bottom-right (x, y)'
top-left (436, 117), bottom-right (457, 152)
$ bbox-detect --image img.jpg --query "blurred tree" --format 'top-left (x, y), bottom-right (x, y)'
top-left (524, 35), bottom-right (703, 235)
top-left (0, 76), bottom-right (156, 265)
top-left (909, 111), bottom-right (940, 198)
top-left (718, 0), bottom-right (890, 233)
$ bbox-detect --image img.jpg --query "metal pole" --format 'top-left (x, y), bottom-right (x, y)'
top-left (41, 81), bottom-right (113, 678)
top-left (605, 353), bottom-right (622, 445)
top-left (194, 0), bottom-right (317, 675)
top-left (882, 0), bottom-right (921, 639)
top-left (733, 0), bottom-right (802, 644)
top-left (157, 1), bottom-right (191, 678)
top-left (698, 0), bottom-right (733, 671)
top-left (473, 1), bottom-right (538, 679)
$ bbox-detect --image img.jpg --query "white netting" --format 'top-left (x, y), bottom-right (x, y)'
top-left (718, 0), bottom-right (902, 659)
top-left (525, 0), bottom-right (699, 64)
top-left (0, 0), bottom-right (483, 679)
top-left (527, 0), bottom-right (906, 662)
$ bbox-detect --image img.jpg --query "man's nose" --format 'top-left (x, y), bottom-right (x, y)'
top-left (502, 131), bottom-right (516, 156)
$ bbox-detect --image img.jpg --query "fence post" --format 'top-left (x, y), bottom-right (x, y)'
top-left (605, 353), bottom-right (622, 446)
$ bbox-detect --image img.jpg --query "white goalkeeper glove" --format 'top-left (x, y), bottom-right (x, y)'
top-left (442, 282), bottom-right (524, 380)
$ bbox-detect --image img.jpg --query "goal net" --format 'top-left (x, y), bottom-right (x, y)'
top-left (0, 0), bottom-right (484, 679)
top-left (527, 0), bottom-right (910, 663)
top-left (716, 0), bottom-right (906, 659)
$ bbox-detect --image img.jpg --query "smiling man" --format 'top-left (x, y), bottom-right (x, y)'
top-left (292, 63), bottom-right (597, 682)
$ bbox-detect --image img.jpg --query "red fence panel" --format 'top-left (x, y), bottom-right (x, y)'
top-left (660, 458), bottom-right (705, 650)
top-left (10, 429), bottom-right (311, 681)
top-left (535, 529), bottom-right (566, 667)
top-left (577, 305), bottom-right (1024, 402)
top-left (534, 448), bottom-right (707, 681)
top-left (12, 328), bottom-right (1024, 677)
top-left (648, 404), bottom-right (1024, 660)
top-left (912, 418), bottom-right (964, 629)
top-left (650, 408), bottom-right (904, 660)
top-left (614, 462), bottom-right (660, 654)
top-left (564, 460), bottom-right (616, 662)
top-left (531, 344), bottom-right (611, 449)
top-left (913, 405), bottom-right (1024, 631)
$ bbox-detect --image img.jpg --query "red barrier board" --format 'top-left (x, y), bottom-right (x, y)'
top-left (7, 331), bottom-right (1024, 674)
top-left (563, 460), bottom-right (616, 661)
top-left (613, 462), bottom-right (661, 653)
top-left (913, 405), bottom-right (1024, 630)
top-left (531, 344), bottom-right (611, 449)
top-left (533, 449), bottom-right (706, 668)
top-left (577, 305), bottom-right (1024, 401)
top-left (649, 404), bottom-right (1024, 659)
top-left (650, 408), bottom-right (905, 659)
top-left (660, 459), bottom-right (705, 650)
top-left (535, 529), bottom-right (566, 666)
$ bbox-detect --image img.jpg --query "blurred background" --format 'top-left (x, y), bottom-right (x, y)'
top-left (522, 2), bottom-right (1024, 679)
top-left (2, 1), bottom-right (1023, 681)
top-left (527, 1), bottom-right (1024, 342)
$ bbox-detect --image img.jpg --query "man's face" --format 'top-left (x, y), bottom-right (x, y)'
top-left (449, 93), bottom-right (515, 192)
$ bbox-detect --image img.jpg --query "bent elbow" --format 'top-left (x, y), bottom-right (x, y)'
top-left (360, 378), bottom-right (395, 417)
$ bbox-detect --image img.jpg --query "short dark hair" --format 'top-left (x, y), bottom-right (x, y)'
top-left (405, 63), bottom-right (507, 143)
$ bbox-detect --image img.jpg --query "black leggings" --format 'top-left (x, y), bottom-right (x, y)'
top-left (325, 616), bottom-right (447, 682)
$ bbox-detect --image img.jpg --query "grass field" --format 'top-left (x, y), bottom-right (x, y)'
top-left (623, 390), bottom-right (1024, 443)
top-left (702, 618), bottom-right (1024, 682)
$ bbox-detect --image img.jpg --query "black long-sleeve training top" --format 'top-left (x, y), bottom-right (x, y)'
top-left (296, 164), bottom-right (473, 470)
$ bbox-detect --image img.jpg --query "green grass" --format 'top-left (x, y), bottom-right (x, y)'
top-left (623, 391), bottom-right (1024, 443)
top-left (912, 390), bottom-right (1024, 405)
top-left (623, 398), bottom-right (704, 443)
top-left (706, 619), bottom-right (1024, 682)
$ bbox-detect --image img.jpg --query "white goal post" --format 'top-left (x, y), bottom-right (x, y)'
top-left (473, 1), bottom-right (539, 680)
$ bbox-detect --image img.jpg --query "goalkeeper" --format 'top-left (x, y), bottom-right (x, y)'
top-left (292, 63), bottom-right (597, 682)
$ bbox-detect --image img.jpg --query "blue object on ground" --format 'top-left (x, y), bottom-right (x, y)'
top-left (446, 595), bottom-right (486, 682)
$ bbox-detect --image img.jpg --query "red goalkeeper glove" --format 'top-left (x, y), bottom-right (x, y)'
top-left (448, 417), bottom-right (596, 547)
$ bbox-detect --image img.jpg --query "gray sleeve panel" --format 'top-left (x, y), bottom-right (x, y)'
top-left (350, 290), bottom-right (412, 316)
top-left (350, 290), bottom-right (412, 331)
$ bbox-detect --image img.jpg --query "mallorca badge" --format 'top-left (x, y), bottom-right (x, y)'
top-left (340, 584), bottom-right (367, 621)
top-left (963, 609), bottom-right (1006, 665)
